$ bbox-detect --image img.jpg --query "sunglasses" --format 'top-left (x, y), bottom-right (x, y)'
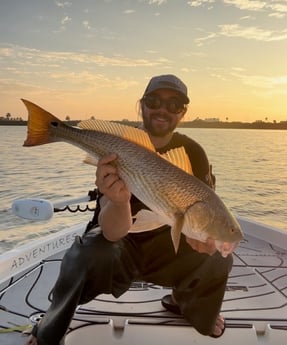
top-left (143, 95), bottom-right (186, 114)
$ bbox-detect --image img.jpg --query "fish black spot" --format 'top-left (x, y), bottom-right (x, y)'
top-left (51, 121), bottom-right (59, 127)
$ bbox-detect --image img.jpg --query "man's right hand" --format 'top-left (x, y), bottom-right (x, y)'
top-left (95, 153), bottom-right (131, 204)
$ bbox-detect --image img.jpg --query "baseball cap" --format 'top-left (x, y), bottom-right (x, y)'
top-left (143, 74), bottom-right (190, 104)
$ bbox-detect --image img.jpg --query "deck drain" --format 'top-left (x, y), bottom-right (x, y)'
top-left (30, 312), bottom-right (45, 324)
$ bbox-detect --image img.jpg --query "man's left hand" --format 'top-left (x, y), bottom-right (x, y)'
top-left (186, 237), bottom-right (217, 255)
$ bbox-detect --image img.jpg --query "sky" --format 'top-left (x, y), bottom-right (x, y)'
top-left (0, 0), bottom-right (287, 123)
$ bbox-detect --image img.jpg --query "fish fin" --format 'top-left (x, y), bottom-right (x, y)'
top-left (171, 212), bottom-right (185, 253)
top-left (22, 99), bottom-right (62, 147)
top-left (78, 119), bottom-right (156, 152)
top-left (160, 147), bottom-right (193, 174)
top-left (129, 209), bottom-right (166, 232)
top-left (83, 154), bottom-right (99, 167)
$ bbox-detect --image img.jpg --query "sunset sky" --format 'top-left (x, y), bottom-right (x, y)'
top-left (1, 0), bottom-right (287, 122)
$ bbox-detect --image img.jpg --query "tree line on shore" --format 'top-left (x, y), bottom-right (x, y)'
top-left (1, 113), bottom-right (287, 130)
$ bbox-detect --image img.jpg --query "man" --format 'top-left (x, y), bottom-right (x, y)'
top-left (26, 74), bottom-right (231, 345)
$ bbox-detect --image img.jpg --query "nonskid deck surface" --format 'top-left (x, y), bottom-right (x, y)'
top-left (1, 233), bottom-right (287, 344)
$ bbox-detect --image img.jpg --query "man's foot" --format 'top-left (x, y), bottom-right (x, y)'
top-left (161, 294), bottom-right (181, 315)
top-left (211, 314), bottom-right (225, 338)
top-left (25, 334), bottom-right (38, 345)
top-left (161, 294), bottom-right (225, 338)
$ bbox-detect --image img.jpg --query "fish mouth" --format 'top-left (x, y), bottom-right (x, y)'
top-left (215, 240), bottom-right (240, 257)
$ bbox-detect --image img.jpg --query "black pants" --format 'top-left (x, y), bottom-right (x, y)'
top-left (36, 227), bottom-right (233, 345)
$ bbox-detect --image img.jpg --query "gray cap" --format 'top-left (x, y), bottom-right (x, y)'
top-left (143, 74), bottom-right (190, 104)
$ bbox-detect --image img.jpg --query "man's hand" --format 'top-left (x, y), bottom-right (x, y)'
top-left (186, 237), bottom-right (217, 256)
top-left (96, 153), bottom-right (131, 204)
top-left (95, 154), bottom-right (132, 241)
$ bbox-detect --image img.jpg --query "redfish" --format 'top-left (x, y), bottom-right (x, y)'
top-left (22, 99), bottom-right (243, 257)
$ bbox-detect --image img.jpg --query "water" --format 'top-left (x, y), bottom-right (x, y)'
top-left (1, 126), bottom-right (286, 254)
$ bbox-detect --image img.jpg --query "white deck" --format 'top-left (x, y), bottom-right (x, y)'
top-left (0, 218), bottom-right (287, 344)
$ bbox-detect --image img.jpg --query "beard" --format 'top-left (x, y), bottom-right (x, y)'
top-left (142, 112), bottom-right (178, 137)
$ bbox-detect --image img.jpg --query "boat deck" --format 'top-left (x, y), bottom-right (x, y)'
top-left (1, 231), bottom-right (287, 344)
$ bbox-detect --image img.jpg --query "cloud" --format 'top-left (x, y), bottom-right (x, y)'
top-left (219, 24), bottom-right (287, 41)
top-left (55, 1), bottom-right (72, 8)
top-left (230, 70), bottom-right (287, 95)
top-left (269, 2), bottom-right (287, 14)
top-left (188, 0), bottom-right (287, 17)
top-left (223, 0), bottom-right (287, 17)
top-left (0, 44), bottom-right (169, 72)
top-left (148, 0), bottom-right (167, 5)
top-left (187, 0), bottom-right (215, 8)
top-left (48, 71), bottom-right (138, 91)
top-left (239, 15), bottom-right (256, 20)
top-left (223, 0), bottom-right (266, 11)
top-left (183, 50), bottom-right (207, 57)
top-left (195, 23), bottom-right (287, 46)
top-left (205, 68), bottom-right (287, 97)
top-left (81, 23), bottom-right (122, 40)
top-left (123, 9), bottom-right (135, 14)
top-left (61, 16), bottom-right (72, 25)
top-left (83, 20), bottom-right (92, 30)
top-left (0, 44), bottom-right (154, 101)
top-left (195, 32), bottom-right (217, 46)
top-left (210, 73), bottom-right (228, 81)
top-left (146, 50), bottom-right (158, 54)
top-left (0, 47), bottom-right (13, 57)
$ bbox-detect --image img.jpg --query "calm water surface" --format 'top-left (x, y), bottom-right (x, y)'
top-left (1, 126), bottom-right (286, 254)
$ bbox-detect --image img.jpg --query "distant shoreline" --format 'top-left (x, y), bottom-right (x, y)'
top-left (1, 119), bottom-right (287, 130)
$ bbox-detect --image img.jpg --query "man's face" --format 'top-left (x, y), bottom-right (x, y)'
top-left (141, 89), bottom-right (186, 137)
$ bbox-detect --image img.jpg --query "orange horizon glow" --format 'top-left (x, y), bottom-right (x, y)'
top-left (1, 1), bottom-right (287, 123)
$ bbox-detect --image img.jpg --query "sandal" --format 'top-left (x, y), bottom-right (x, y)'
top-left (161, 294), bottom-right (181, 315)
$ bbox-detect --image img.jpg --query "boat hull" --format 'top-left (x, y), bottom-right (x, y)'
top-left (1, 218), bottom-right (287, 344)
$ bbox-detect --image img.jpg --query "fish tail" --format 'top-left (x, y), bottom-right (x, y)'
top-left (22, 99), bottom-right (62, 147)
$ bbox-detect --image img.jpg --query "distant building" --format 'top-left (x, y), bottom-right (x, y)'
top-left (0, 117), bottom-right (24, 121)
